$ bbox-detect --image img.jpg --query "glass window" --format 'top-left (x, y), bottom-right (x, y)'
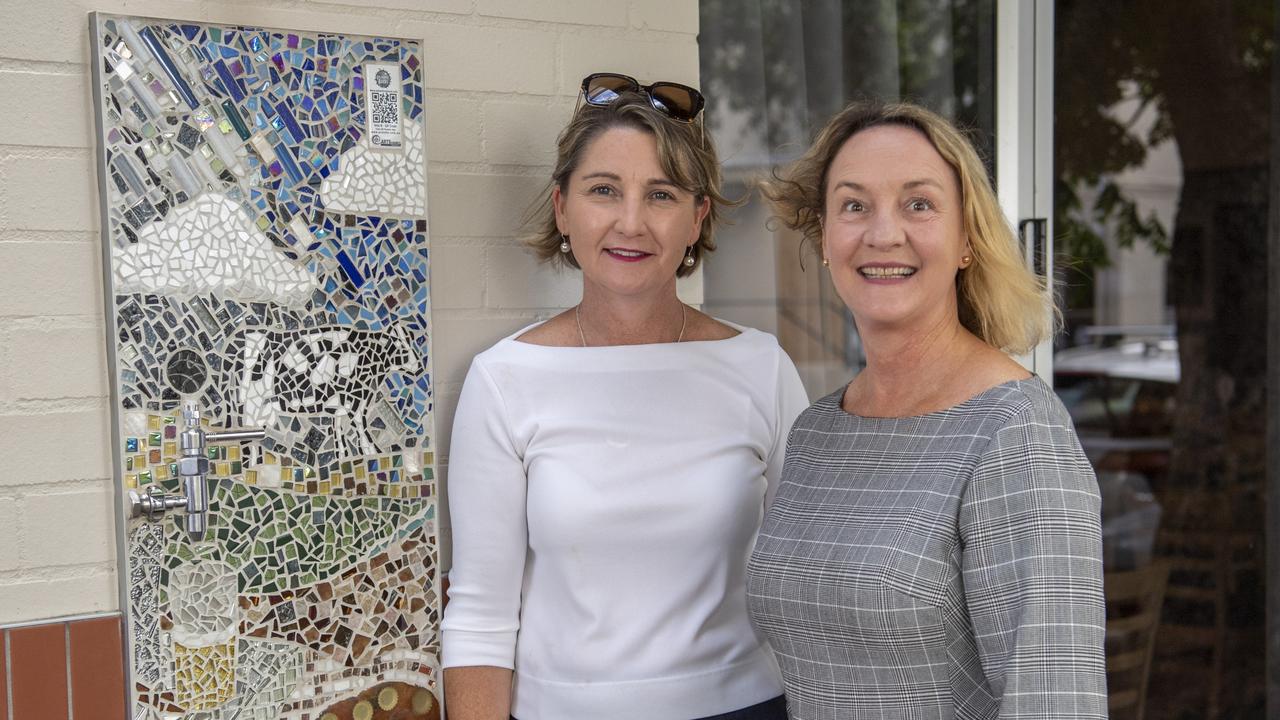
top-left (700, 1), bottom-right (1277, 716)
top-left (1055, 2), bottom-right (1273, 717)
top-left (698, 0), bottom-right (995, 397)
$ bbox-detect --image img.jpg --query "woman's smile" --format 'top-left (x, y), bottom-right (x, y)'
top-left (604, 247), bottom-right (654, 262)
top-left (856, 262), bottom-right (918, 282)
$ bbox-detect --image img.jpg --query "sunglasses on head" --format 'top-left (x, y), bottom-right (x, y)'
top-left (579, 72), bottom-right (706, 123)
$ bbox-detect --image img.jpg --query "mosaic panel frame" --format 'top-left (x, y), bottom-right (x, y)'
top-left (89, 13), bottom-right (441, 720)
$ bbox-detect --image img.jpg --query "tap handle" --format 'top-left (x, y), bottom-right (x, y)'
top-left (129, 485), bottom-right (188, 522)
top-left (179, 399), bottom-right (265, 444)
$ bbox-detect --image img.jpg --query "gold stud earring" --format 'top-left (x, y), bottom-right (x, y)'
top-left (961, 254), bottom-right (972, 267)
top-left (822, 257), bottom-right (830, 267)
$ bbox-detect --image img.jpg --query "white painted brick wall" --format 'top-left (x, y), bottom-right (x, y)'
top-left (0, 0), bottom-right (700, 624)
top-left (477, 0), bottom-right (630, 27)
top-left (426, 173), bottom-right (548, 237)
top-left (486, 246), bottom-right (583, 309)
top-left (0, 498), bottom-right (19, 572)
top-left (21, 489), bottom-right (116, 566)
top-left (0, 154), bottom-right (99, 232)
top-left (561, 34), bottom-right (701, 87)
top-left (0, 573), bottom-right (119, 621)
top-left (0, 72), bottom-right (91, 148)
top-left (483, 99), bottom-right (574, 167)
top-left (424, 98), bottom-right (484, 164)
top-left (0, 322), bottom-right (108, 400)
top-left (0, 243), bottom-right (101, 316)
top-left (428, 244), bottom-right (486, 310)
top-left (0, 409), bottom-right (112, 482)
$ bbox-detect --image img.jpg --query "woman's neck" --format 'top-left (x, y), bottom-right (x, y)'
top-left (576, 285), bottom-right (685, 346)
top-left (845, 315), bottom-right (987, 417)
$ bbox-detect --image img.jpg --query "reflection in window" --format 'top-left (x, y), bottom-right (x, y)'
top-left (698, 0), bottom-right (994, 397)
top-left (1056, 2), bottom-right (1273, 717)
top-left (700, 0), bottom-right (1277, 716)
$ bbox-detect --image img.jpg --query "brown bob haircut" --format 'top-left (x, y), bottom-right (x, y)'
top-left (525, 92), bottom-right (731, 278)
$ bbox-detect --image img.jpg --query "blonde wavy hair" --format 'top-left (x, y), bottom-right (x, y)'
top-left (525, 92), bottom-right (731, 278)
top-left (762, 101), bottom-right (1054, 354)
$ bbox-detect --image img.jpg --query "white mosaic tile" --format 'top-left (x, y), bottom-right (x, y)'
top-left (321, 121), bottom-right (427, 216)
top-left (218, 636), bottom-right (305, 720)
top-left (115, 194), bottom-right (316, 308)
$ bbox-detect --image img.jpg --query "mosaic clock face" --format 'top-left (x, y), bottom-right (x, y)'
top-left (165, 348), bottom-right (209, 394)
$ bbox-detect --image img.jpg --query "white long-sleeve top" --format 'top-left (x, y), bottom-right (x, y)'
top-left (441, 322), bottom-right (809, 720)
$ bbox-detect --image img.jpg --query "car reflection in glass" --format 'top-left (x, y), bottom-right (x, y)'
top-left (1054, 326), bottom-right (1177, 570)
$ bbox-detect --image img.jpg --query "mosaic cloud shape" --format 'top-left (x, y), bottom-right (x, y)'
top-left (115, 193), bottom-right (317, 307)
top-left (321, 121), bottom-right (427, 216)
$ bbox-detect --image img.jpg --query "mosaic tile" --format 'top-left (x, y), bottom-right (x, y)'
top-left (115, 194), bottom-right (317, 307)
top-left (287, 655), bottom-right (440, 720)
top-left (238, 528), bottom-right (440, 665)
top-left (219, 636), bottom-right (306, 720)
top-left (93, 14), bottom-right (438, 719)
top-left (314, 680), bottom-right (440, 720)
top-left (169, 561), bottom-right (237, 710)
top-left (128, 523), bottom-right (166, 688)
top-left (172, 638), bottom-right (235, 710)
top-left (237, 323), bottom-right (422, 457)
top-left (321, 121), bottom-right (427, 216)
top-left (162, 481), bottom-right (431, 597)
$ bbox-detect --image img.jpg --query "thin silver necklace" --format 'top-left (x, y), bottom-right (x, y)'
top-left (575, 303), bottom-right (687, 347)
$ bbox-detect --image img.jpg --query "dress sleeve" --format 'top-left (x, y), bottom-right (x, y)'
top-left (440, 357), bottom-right (528, 669)
top-left (765, 348), bottom-right (810, 509)
top-left (959, 400), bottom-right (1108, 719)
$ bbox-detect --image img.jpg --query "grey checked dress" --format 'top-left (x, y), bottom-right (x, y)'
top-left (747, 377), bottom-right (1107, 719)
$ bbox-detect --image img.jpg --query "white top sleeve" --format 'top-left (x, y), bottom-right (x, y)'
top-left (766, 355), bottom-right (810, 510)
top-left (439, 359), bottom-right (527, 669)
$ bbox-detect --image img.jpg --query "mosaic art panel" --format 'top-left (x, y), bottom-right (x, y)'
top-left (91, 14), bottom-right (440, 720)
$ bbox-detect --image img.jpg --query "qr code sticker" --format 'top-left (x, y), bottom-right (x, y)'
top-left (363, 62), bottom-right (403, 148)
top-left (370, 90), bottom-right (399, 125)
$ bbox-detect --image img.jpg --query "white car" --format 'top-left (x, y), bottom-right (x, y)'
top-left (1054, 328), bottom-right (1178, 462)
top-left (1053, 327), bottom-right (1177, 569)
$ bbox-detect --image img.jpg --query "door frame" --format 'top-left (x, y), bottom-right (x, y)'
top-left (995, 0), bottom-right (1055, 381)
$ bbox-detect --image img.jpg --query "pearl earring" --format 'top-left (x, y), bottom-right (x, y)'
top-left (683, 246), bottom-right (696, 267)
top-left (822, 257), bottom-right (830, 267)
top-left (559, 234), bottom-right (571, 253)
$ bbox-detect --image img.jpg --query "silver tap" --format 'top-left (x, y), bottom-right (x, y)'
top-left (128, 400), bottom-right (266, 542)
top-left (178, 401), bottom-right (211, 540)
top-left (129, 485), bottom-right (188, 521)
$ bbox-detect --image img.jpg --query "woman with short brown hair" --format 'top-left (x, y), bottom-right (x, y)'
top-left (442, 75), bottom-right (807, 720)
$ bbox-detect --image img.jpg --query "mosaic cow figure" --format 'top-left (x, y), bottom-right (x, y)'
top-left (238, 323), bottom-right (421, 457)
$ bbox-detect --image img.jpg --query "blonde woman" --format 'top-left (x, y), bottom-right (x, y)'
top-left (442, 76), bottom-right (807, 720)
top-left (748, 102), bottom-right (1107, 719)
